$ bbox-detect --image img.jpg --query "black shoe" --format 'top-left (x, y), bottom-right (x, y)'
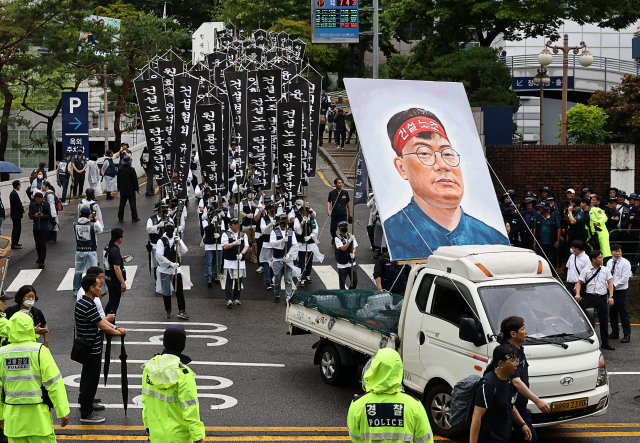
top-left (609, 333), bottom-right (620, 340)
top-left (92, 403), bottom-right (106, 411)
top-left (207, 278), bottom-right (212, 287)
top-left (621, 336), bottom-right (631, 343)
top-left (11, 246), bottom-right (22, 250)
top-left (132, 218), bottom-right (140, 222)
top-left (345, 141), bottom-right (350, 144)
top-left (601, 342), bottom-right (615, 350)
top-left (119, 219), bottom-right (124, 222)
top-left (274, 296), bottom-right (280, 303)
top-left (16, 244), bottom-right (22, 247)
top-left (266, 282), bottom-right (274, 290)
top-left (39, 263), bottom-right (44, 269)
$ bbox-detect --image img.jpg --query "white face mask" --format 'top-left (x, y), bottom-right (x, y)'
top-left (23, 300), bottom-right (35, 308)
top-left (295, 200), bottom-right (303, 205)
top-left (570, 248), bottom-right (576, 255)
top-left (37, 174), bottom-right (43, 180)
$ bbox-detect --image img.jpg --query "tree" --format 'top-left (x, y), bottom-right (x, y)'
top-left (383, 47), bottom-right (519, 111)
top-left (383, 0), bottom-right (640, 58)
top-left (589, 74), bottom-right (640, 146)
top-left (0, 0), bottom-right (84, 167)
top-left (94, 0), bottom-right (208, 32)
top-left (215, 0), bottom-right (309, 32)
top-left (556, 103), bottom-right (610, 144)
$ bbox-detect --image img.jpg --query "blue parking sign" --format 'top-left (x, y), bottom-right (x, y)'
top-left (62, 92), bottom-right (89, 156)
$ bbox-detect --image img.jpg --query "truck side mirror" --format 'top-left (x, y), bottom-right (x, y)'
top-left (585, 308), bottom-right (596, 328)
top-left (459, 318), bottom-right (486, 347)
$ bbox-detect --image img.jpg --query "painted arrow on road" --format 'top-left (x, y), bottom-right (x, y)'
top-left (69, 117), bottom-right (82, 130)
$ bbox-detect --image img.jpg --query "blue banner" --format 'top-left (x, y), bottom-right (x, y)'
top-left (62, 92), bottom-right (89, 156)
top-left (512, 76), bottom-right (574, 90)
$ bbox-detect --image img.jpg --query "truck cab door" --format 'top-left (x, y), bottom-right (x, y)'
top-left (401, 273), bottom-right (435, 392)
top-left (420, 277), bottom-right (488, 384)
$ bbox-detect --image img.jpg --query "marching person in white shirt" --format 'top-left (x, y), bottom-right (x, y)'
top-left (203, 209), bottom-right (226, 287)
top-left (146, 201), bottom-right (171, 280)
top-left (606, 244), bottom-right (632, 343)
top-left (155, 220), bottom-right (192, 320)
top-left (575, 249), bottom-right (615, 351)
top-left (221, 218), bottom-right (249, 308)
top-left (335, 220), bottom-right (358, 289)
top-left (259, 197), bottom-right (277, 290)
top-left (270, 213), bottom-right (299, 303)
top-left (565, 240), bottom-right (591, 300)
top-left (294, 203), bottom-right (323, 288)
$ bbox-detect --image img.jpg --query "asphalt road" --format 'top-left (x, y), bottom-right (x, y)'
top-left (1, 157), bottom-right (639, 441)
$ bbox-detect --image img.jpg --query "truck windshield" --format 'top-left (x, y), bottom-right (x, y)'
top-left (478, 283), bottom-right (592, 341)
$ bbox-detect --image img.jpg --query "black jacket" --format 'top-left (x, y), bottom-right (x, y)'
top-left (9, 190), bottom-right (23, 220)
top-left (117, 164), bottom-right (139, 197)
top-left (28, 200), bottom-right (51, 231)
top-left (334, 114), bottom-right (347, 131)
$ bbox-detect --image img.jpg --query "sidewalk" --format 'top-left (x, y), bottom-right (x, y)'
top-left (318, 135), bottom-right (359, 187)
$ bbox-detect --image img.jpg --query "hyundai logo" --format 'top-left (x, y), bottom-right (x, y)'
top-left (560, 377), bottom-right (574, 386)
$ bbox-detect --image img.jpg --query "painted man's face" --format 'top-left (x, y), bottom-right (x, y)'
top-left (393, 133), bottom-right (464, 209)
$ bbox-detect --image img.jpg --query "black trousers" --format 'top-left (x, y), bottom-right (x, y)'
top-left (225, 270), bottom-right (242, 301)
top-left (33, 230), bottom-right (48, 263)
top-left (11, 217), bottom-right (21, 245)
top-left (318, 125), bottom-right (324, 145)
top-left (338, 265), bottom-right (358, 289)
top-left (584, 293), bottom-right (610, 345)
top-left (335, 129), bottom-right (346, 147)
top-left (163, 273), bottom-right (186, 311)
top-left (521, 238), bottom-right (535, 250)
top-left (299, 251), bottom-right (314, 279)
top-left (330, 214), bottom-right (348, 239)
top-left (610, 289), bottom-right (631, 337)
top-left (79, 346), bottom-right (103, 418)
top-left (72, 172), bottom-right (85, 197)
top-left (105, 283), bottom-right (122, 315)
top-left (118, 194), bottom-right (138, 220)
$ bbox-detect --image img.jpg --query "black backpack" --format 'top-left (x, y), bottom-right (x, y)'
top-left (449, 374), bottom-right (497, 431)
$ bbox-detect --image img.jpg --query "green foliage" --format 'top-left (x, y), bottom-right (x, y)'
top-left (216, 0), bottom-right (309, 32)
top-left (94, 0), bottom-right (144, 20)
top-left (94, 0), bottom-right (206, 32)
top-left (589, 74), bottom-right (640, 146)
top-left (556, 104), bottom-right (610, 144)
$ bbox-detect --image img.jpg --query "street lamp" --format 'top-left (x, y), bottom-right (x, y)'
top-left (533, 66), bottom-right (550, 144)
top-left (88, 64), bottom-right (123, 153)
top-left (539, 34), bottom-right (593, 144)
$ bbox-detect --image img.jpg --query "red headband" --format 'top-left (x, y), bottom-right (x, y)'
top-left (393, 117), bottom-right (450, 156)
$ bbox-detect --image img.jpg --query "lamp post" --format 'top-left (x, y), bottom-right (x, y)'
top-left (533, 66), bottom-right (550, 145)
top-left (539, 34), bottom-right (593, 144)
top-left (88, 64), bottom-right (123, 153)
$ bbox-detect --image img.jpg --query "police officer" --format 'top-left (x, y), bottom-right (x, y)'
top-left (142, 325), bottom-right (205, 443)
top-left (221, 218), bottom-right (249, 308)
top-left (588, 195), bottom-right (611, 258)
top-left (156, 220), bottom-right (190, 320)
top-left (502, 202), bottom-right (522, 247)
top-left (73, 207), bottom-right (104, 295)
top-left (347, 348), bottom-right (433, 443)
top-left (373, 247), bottom-right (410, 295)
top-left (147, 201), bottom-right (171, 280)
top-left (203, 209), bottom-right (226, 287)
top-left (335, 220), bottom-right (358, 289)
top-left (519, 197), bottom-right (538, 250)
top-left (0, 312), bottom-right (70, 442)
top-left (270, 213), bottom-right (299, 303)
top-left (605, 197), bottom-right (621, 235)
top-left (615, 190), bottom-right (631, 249)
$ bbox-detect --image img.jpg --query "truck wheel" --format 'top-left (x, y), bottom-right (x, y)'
top-left (424, 384), bottom-right (458, 438)
top-left (319, 345), bottom-right (344, 385)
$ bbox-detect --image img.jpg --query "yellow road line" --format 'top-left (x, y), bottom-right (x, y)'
top-left (317, 171), bottom-right (353, 191)
top-left (0, 235), bottom-right (11, 257)
top-left (540, 431), bottom-right (640, 437)
top-left (551, 423), bottom-right (640, 428)
top-left (54, 426), bottom-right (350, 431)
top-left (54, 437), bottom-right (450, 442)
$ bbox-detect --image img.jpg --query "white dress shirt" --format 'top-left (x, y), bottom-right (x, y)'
top-left (606, 257), bottom-right (631, 290)
top-left (578, 265), bottom-right (613, 296)
top-left (566, 251), bottom-right (591, 283)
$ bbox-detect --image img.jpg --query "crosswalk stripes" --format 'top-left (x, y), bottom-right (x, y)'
top-left (182, 265), bottom-right (191, 290)
top-left (6, 269), bottom-right (42, 292)
top-left (313, 265), bottom-right (340, 289)
top-left (359, 264), bottom-right (375, 284)
top-left (56, 266), bottom-right (139, 291)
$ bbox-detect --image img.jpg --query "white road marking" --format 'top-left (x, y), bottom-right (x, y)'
top-left (359, 264), bottom-right (376, 284)
top-left (124, 265), bottom-right (137, 289)
top-left (182, 265), bottom-right (191, 290)
top-left (102, 359), bottom-right (285, 367)
top-left (57, 268), bottom-right (77, 291)
top-left (67, 394), bottom-right (237, 410)
top-left (116, 321), bottom-right (227, 332)
top-left (609, 372), bottom-right (640, 375)
top-left (104, 334), bottom-right (228, 347)
top-left (63, 374), bottom-right (233, 390)
top-left (313, 265), bottom-right (340, 289)
top-left (6, 269), bottom-right (42, 292)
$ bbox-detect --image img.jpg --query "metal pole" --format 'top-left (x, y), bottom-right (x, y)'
top-left (372, 0), bottom-right (379, 79)
top-left (561, 34), bottom-right (568, 145)
top-left (103, 64), bottom-right (109, 154)
top-left (539, 69), bottom-right (544, 145)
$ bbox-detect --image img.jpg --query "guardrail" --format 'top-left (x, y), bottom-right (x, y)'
top-left (505, 54), bottom-right (640, 76)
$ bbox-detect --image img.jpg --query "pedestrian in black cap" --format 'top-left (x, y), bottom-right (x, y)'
top-left (519, 198), bottom-right (538, 250)
top-left (502, 203), bottom-right (521, 247)
top-left (581, 188), bottom-right (591, 199)
top-left (533, 201), bottom-right (560, 269)
top-left (615, 190), bottom-right (631, 249)
top-left (605, 197), bottom-right (621, 234)
top-left (608, 187), bottom-right (618, 200)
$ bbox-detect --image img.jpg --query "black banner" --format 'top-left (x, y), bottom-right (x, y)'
top-left (245, 47), bottom-right (263, 67)
top-left (307, 76), bottom-right (323, 177)
top-left (257, 70), bottom-right (281, 182)
top-left (172, 76), bottom-right (200, 199)
top-left (196, 101), bottom-right (226, 195)
top-left (354, 148), bottom-right (369, 206)
top-left (292, 40), bottom-right (306, 61)
top-left (277, 102), bottom-right (303, 207)
top-left (247, 90), bottom-right (272, 191)
top-left (278, 32), bottom-right (289, 48)
top-left (280, 63), bottom-right (297, 97)
top-left (158, 61), bottom-right (184, 178)
top-left (224, 70), bottom-right (248, 180)
top-left (253, 29), bottom-right (268, 49)
top-left (134, 78), bottom-right (168, 186)
top-left (289, 81), bottom-right (310, 186)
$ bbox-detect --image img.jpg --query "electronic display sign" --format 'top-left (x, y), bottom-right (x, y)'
top-left (311, 0), bottom-right (359, 44)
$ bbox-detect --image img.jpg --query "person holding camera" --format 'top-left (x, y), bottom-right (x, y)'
top-left (565, 196), bottom-right (587, 249)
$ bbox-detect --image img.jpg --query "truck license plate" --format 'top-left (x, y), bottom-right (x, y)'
top-left (551, 398), bottom-right (588, 412)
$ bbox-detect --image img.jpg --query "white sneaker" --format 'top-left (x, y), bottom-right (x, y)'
top-left (256, 267), bottom-right (264, 274)
top-left (233, 299), bottom-right (241, 305)
top-left (62, 202), bottom-right (69, 206)
top-left (226, 300), bottom-right (233, 308)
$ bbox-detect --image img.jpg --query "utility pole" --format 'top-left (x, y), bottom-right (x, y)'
top-left (372, 0), bottom-right (378, 79)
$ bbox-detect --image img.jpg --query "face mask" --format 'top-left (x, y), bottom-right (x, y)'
top-left (613, 256), bottom-right (620, 261)
top-left (296, 200), bottom-right (303, 205)
top-left (37, 175), bottom-right (43, 180)
top-left (165, 227), bottom-right (175, 237)
top-left (570, 248), bottom-right (576, 255)
top-left (23, 300), bottom-right (35, 308)
top-left (340, 227), bottom-right (348, 233)
top-left (279, 221), bottom-right (287, 228)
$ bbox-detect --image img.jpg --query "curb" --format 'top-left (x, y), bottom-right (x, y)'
top-left (318, 145), bottom-right (354, 188)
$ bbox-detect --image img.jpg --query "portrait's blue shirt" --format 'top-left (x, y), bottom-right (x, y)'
top-left (383, 198), bottom-right (510, 260)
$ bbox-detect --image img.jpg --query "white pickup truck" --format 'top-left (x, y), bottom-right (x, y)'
top-left (286, 245), bottom-right (609, 437)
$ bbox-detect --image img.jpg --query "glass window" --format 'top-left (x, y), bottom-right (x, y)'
top-left (415, 274), bottom-right (433, 313)
top-left (430, 283), bottom-right (474, 327)
top-left (478, 283), bottom-right (591, 341)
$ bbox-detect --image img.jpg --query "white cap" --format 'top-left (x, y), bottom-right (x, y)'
top-left (567, 188), bottom-right (575, 194)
